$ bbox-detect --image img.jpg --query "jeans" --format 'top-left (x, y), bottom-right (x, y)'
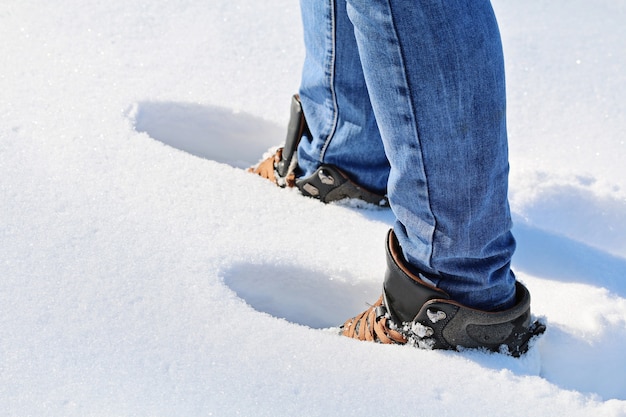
top-left (298, 0), bottom-right (516, 311)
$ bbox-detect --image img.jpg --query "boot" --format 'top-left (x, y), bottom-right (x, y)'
top-left (342, 230), bottom-right (545, 357)
top-left (248, 94), bottom-right (388, 206)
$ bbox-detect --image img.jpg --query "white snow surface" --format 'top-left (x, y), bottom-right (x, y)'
top-left (1, 0), bottom-right (626, 415)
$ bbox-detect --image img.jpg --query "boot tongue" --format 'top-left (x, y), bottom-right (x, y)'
top-left (383, 230), bottom-right (450, 324)
top-left (276, 94), bottom-right (306, 178)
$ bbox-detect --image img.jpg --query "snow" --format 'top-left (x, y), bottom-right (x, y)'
top-left (1, 0), bottom-right (625, 415)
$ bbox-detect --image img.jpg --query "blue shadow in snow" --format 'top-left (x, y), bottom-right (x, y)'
top-left (220, 262), bottom-right (379, 329)
top-left (128, 101), bottom-right (283, 169)
top-left (513, 219), bottom-right (626, 298)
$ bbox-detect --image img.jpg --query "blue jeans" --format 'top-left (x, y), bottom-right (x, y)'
top-left (298, 0), bottom-right (516, 311)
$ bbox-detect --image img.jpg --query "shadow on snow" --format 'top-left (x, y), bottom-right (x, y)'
top-left (128, 100), bottom-right (283, 169)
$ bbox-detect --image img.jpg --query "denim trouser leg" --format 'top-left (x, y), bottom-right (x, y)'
top-left (298, 0), bottom-right (390, 195)
top-left (300, 0), bottom-right (516, 310)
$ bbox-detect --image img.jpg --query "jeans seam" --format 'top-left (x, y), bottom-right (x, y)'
top-left (385, 0), bottom-right (437, 269)
top-left (319, 0), bottom-right (339, 164)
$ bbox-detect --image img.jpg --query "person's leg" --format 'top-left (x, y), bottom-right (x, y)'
top-left (297, 0), bottom-right (390, 195)
top-left (346, 0), bottom-right (516, 310)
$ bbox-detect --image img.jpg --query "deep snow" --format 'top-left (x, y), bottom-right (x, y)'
top-left (1, 0), bottom-right (625, 416)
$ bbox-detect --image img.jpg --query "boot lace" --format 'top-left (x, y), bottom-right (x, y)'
top-left (341, 296), bottom-right (407, 344)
